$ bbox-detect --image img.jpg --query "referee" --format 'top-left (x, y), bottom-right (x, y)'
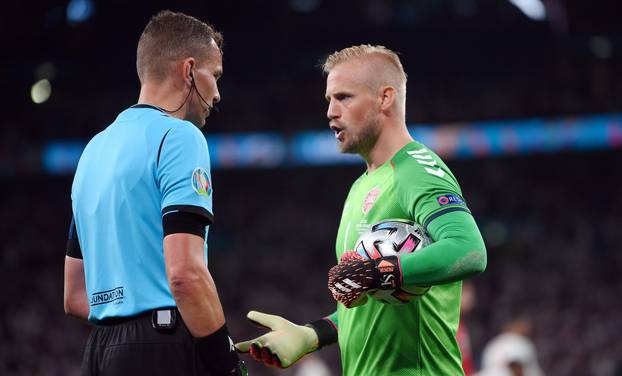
top-left (63, 11), bottom-right (246, 376)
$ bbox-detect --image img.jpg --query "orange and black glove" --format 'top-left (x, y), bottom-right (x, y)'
top-left (328, 251), bottom-right (402, 308)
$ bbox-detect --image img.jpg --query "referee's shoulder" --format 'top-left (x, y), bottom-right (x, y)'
top-left (158, 119), bottom-right (208, 154)
top-left (157, 116), bottom-right (204, 140)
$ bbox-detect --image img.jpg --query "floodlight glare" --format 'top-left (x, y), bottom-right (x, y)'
top-left (508, 0), bottom-right (546, 21)
top-left (31, 79), bottom-right (52, 104)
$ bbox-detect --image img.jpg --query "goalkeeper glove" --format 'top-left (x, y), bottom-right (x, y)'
top-left (235, 311), bottom-right (320, 368)
top-left (328, 251), bottom-right (402, 308)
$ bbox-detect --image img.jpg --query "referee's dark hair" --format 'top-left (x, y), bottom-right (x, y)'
top-left (136, 10), bottom-right (223, 84)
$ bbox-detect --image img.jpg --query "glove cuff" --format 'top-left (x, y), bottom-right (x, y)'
top-left (373, 256), bottom-right (402, 290)
top-left (306, 317), bottom-right (338, 349)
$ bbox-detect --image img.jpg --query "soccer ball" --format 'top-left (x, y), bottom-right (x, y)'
top-left (354, 219), bottom-right (432, 304)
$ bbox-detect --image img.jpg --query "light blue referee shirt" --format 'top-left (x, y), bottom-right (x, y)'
top-left (71, 104), bottom-right (213, 323)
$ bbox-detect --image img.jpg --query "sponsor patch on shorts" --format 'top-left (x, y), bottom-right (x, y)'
top-left (437, 194), bottom-right (465, 206)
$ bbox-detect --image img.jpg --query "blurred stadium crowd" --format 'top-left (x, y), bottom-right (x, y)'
top-left (1, 151), bottom-right (621, 376)
top-left (4, 1), bottom-right (622, 145)
top-left (2, 0), bottom-right (622, 375)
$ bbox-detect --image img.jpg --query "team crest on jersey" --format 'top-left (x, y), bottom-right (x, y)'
top-left (192, 167), bottom-right (212, 197)
top-left (362, 187), bottom-right (381, 214)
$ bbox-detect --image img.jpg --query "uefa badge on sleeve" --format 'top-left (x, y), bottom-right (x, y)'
top-left (191, 167), bottom-right (212, 197)
top-left (436, 194), bottom-right (465, 206)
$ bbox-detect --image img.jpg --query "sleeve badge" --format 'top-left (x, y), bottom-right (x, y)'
top-left (191, 167), bottom-right (212, 197)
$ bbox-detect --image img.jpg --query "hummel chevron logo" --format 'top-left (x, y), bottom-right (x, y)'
top-left (424, 167), bottom-right (445, 177)
top-left (410, 154), bottom-right (433, 160)
top-left (407, 149), bottom-right (445, 177)
top-left (407, 149), bottom-right (428, 154)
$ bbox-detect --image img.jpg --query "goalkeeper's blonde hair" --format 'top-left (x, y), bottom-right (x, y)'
top-left (323, 45), bottom-right (407, 111)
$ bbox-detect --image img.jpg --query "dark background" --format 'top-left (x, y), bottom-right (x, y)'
top-left (1, 0), bottom-right (622, 375)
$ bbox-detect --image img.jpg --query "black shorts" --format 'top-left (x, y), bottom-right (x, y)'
top-left (81, 310), bottom-right (210, 376)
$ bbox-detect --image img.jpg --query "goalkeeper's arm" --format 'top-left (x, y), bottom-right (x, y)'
top-left (399, 209), bottom-right (487, 286)
top-left (235, 310), bottom-right (338, 368)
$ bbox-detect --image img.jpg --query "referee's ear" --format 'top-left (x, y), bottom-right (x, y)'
top-left (180, 57), bottom-right (196, 86)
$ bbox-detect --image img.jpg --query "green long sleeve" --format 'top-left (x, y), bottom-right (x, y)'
top-left (399, 210), bottom-right (487, 286)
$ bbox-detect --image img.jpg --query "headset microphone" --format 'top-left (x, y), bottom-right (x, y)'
top-left (160, 70), bottom-right (218, 114)
top-left (190, 72), bottom-right (218, 113)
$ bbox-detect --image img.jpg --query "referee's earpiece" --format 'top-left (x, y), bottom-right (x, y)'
top-left (187, 67), bottom-right (216, 113)
top-left (160, 66), bottom-right (199, 114)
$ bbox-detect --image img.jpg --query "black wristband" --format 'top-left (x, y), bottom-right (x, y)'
top-left (307, 318), bottom-right (338, 349)
top-left (195, 324), bottom-right (242, 375)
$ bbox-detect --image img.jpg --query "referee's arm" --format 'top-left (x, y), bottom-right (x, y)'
top-left (164, 211), bottom-right (244, 375)
top-left (162, 208), bottom-right (242, 373)
top-left (164, 232), bottom-right (225, 337)
top-left (157, 126), bottom-right (243, 374)
top-left (64, 256), bottom-right (89, 320)
top-left (64, 218), bottom-right (89, 320)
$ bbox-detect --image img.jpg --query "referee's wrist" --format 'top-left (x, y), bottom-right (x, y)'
top-left (195, 324), bottom-right (243, 375)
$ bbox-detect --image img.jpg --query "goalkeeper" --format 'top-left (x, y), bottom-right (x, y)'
top-left (236, 45), bottom-right (487, 375)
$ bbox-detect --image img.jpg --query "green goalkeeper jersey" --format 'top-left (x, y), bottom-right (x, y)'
top-left (335, 141), bottom-right (469, 376)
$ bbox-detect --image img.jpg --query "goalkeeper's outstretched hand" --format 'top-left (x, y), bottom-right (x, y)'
top-left (328, 251), bottom-right (402, 308)
top-left (235, 311), bottom-right (319, 368)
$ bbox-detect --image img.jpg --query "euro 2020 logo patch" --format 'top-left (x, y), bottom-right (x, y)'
top-left (192, 167), bottom-right (212, 197)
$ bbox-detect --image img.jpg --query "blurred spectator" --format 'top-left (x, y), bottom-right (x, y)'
top-left (458, 281), bottom-right (477, 375)
top-left (294, 354), bottom-right (332, 376)
top-left (477, 316), bottom-right (543, 376)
